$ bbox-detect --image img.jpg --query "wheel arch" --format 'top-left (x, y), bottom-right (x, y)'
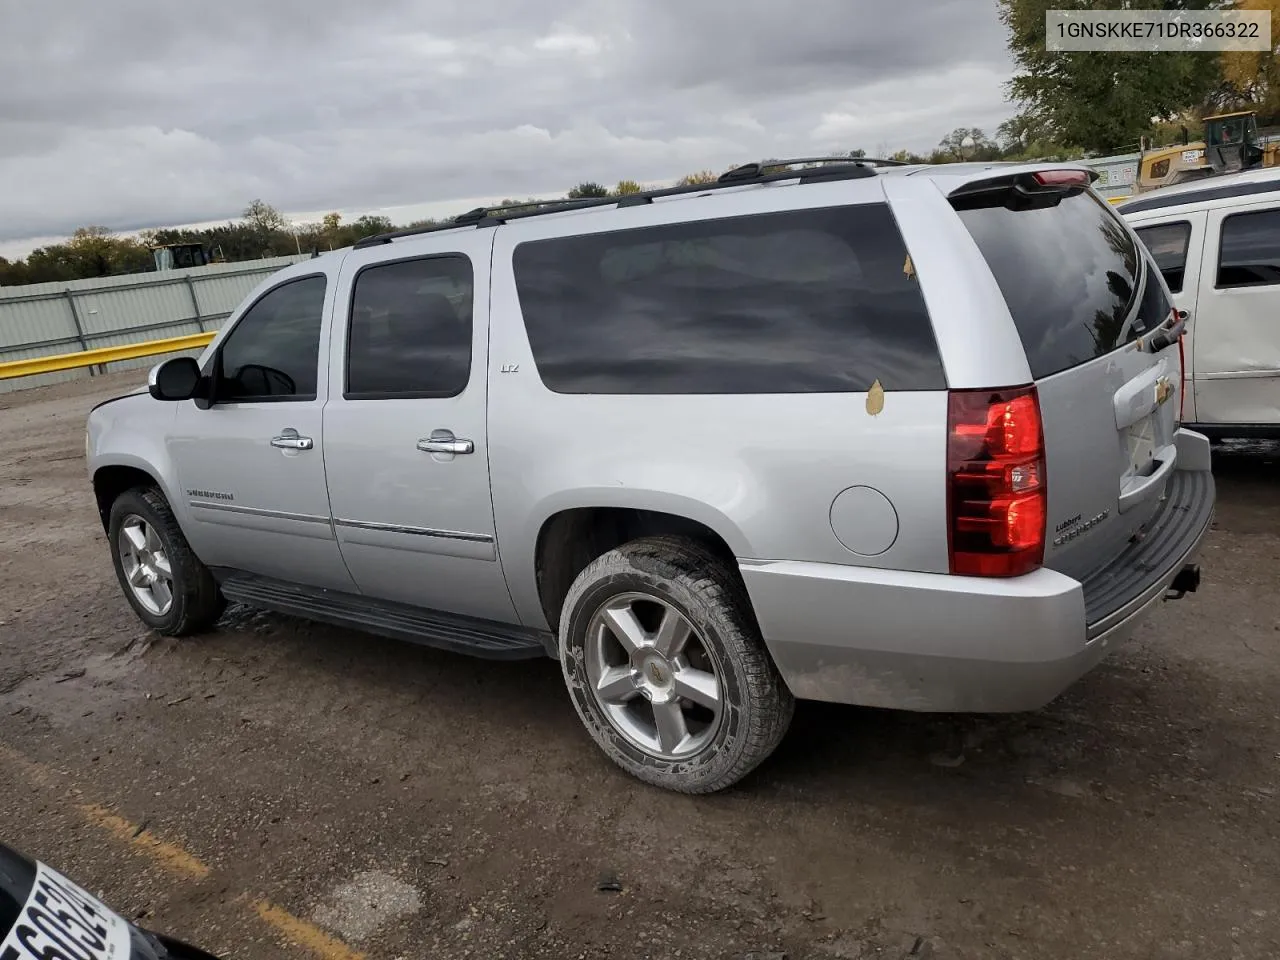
top-left (92, 458), bottom-right (182, 533)
top-left (531, 502), bottom-right (748, 635)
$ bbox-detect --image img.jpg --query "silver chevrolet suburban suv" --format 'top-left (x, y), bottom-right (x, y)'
top-left (87, 159), bottom-right (1215, 793)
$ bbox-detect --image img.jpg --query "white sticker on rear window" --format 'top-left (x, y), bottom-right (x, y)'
top-left (0, 861), bottom-right (131, 960)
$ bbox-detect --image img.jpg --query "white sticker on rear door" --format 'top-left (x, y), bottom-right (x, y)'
top-left (0, 861), bottom-right (132, 960)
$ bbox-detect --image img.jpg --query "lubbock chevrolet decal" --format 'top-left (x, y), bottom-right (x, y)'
top-left (1, 862), bottom-right (131, 960)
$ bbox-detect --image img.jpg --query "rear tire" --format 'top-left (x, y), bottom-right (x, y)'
top-left (559, 536), bottom-right (793, 793)
top-left (108, 487), bottom-right (225, 636)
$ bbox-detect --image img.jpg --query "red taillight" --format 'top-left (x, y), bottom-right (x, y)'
top-left (1031, 169), bottom-right (1090, 187)
top-left (947, 386), bottom-right (1047, 578)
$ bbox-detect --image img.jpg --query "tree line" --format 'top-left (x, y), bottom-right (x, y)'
top-left (0, 138), bottom-right (1103, 287)
top-left (0, 181), bottom-right (700, 287)
top-left (0, 172), bottom-right (807, 286)
top-left (4, 0), bottom-right (1277, 287)
top-left (998, 0), bottom-right (1280, 157)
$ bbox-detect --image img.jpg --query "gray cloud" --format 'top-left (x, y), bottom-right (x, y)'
top-left (0, 0), bottom-right (1014, 254)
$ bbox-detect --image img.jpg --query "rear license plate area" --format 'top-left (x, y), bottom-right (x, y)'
top-left (1125, 416), bottom-right (1156, 476)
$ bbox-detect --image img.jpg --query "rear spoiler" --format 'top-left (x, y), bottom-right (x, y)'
top-left (947, 168), bottom-right (1100, 212)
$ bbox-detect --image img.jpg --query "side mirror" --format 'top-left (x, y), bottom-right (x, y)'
top-left (148, 357), bottom-right (203, 402)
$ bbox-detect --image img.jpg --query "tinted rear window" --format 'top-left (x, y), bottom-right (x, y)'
top-left (512, 204), bottom-right (945, 394)
top-left (1134, 221), bottom-right (1191, 293)
top-left (345, 255), bottom-right (473, 399)
top-left (956, 189), bottom-right (1154, 379)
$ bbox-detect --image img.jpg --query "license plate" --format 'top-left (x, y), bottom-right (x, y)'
top-left (0, 861), bottom-right (132, 960)
top-left (1125, 417), bottom-right (1156, 475)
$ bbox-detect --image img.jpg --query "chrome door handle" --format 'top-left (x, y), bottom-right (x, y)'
top-left (417, 438), bottom-right (474, 455)
top-left (417, 431), bottom-right (474, 455)
top-left (271, 430), bottom-right (313, 450)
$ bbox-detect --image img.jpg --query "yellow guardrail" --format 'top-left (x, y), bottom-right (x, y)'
top-left (1108, 195), bottom-right (1132, 205)
top-left (0, 331), bottom-right (215, 381)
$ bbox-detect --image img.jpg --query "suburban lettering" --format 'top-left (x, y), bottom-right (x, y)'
top-left (186, 489), bottom-right (234, 501)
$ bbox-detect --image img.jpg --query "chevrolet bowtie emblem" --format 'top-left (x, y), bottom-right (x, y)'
top-left (1154, 376), bottom-right (1174, 407)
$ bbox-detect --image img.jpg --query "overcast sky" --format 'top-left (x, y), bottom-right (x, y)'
top-left (0, 0), bottom-right (1015, 259)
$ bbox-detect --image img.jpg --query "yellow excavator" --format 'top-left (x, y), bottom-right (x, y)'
top-left (1133, 110), bottom-right (1280, 194)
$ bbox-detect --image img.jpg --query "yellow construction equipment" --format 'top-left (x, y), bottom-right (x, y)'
top-left (1135, 110), bottom-right (1280, 194)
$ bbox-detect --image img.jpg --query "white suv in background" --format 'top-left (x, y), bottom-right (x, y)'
top-left (1122, 165), bottom-right (1280, 439)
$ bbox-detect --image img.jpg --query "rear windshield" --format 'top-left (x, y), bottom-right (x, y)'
top-left (955, 189), bottom-right (1161, 380)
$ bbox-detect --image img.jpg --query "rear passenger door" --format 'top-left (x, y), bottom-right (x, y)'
top-left (1193, 203), bottom-right (1280, 425)
top-left (322, 233), bottom-right (519, 623)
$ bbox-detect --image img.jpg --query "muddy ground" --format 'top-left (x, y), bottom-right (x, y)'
top-left (1, 371), bottom-right (1277, 960)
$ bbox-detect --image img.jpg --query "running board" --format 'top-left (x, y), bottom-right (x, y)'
top-left (217, 572), bottom-right (552, 660)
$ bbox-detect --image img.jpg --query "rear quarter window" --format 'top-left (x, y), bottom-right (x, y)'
top-left (1134, 221), bottom-right (1191, 293)
top-left (955, 189), bottom-right (1158, 379)
top-left (511, 203), bottom-right (945, 394)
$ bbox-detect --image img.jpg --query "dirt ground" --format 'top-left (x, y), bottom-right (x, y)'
top-left (1, 371), bottom-right (1277, 960)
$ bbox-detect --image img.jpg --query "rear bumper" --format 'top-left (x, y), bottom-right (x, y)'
top-left (1079, 466), bottom-right (1214, 639)
top-left (740, 437), bottom-right (1215, 713)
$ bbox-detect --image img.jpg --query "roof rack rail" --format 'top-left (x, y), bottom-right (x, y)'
top-left (718, 156), bottom-right (908, 182)
top-left (352, 157), bottom-right (895, 249)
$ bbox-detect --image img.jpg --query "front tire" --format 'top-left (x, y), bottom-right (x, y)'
top-left (559, 537), bottom-right (794, 793)
top-left (108, 487), bottom-right (225, 636)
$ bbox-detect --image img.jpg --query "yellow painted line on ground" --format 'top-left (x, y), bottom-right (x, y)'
top-left (1, 745), bottom-right (367, 960)
top-left (75, 802), bottom-right (211, 879)
top-left (0, 744), bottom-right (209, 879)
top-left (253, 900), bottom-right (367, 960)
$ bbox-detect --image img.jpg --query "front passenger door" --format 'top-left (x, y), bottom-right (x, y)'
top-left (169, 272), bottom-right (356, 592)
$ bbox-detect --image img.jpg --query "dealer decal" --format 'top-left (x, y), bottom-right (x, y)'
top-left (0, 862), bottom-right (131, 960)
